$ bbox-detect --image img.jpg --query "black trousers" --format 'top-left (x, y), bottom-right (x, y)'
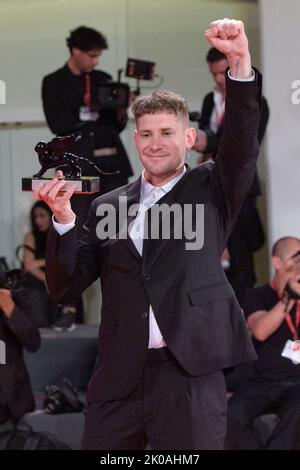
top-left (81, 348), bottom-right (227, 450)
top-left (225, 376), bottom-right (300, 450)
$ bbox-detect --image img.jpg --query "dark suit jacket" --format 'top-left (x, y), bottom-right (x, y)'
top-left (0, 290), bottom-right (41, 420)
top-left (42, 64), bottom-right (133, 178)
top-left (199, 92), bottom-right (269, 154)
top-left (198, 91), bottom-right (268, 301)
top-left (46, 72), bottom-right (261, 402)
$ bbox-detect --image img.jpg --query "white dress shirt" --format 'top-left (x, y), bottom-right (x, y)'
top-left (53, 168), bottom-right (186, 349)
top-left (210, 88), bottom-right (225, 133)
top-left (129, 168), bottom-right (186, 348)
top-left (210, 69), bottom-right (255, 133)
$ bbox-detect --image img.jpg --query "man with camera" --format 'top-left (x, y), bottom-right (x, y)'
top-left (0, 280), bottom-right (40, 429)
top-left (42, 26), bottom-right (133, 231)
top-left (225, 236), bottom-right (300, 449)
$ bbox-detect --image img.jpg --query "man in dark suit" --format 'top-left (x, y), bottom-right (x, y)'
top-left (193, 47), bottom-right (268, 302)
top-left (34, 19), bottom-right (260, 450)
top-left (0, 288), bottom-right (41, 425)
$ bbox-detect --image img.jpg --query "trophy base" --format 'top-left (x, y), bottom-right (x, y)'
top-left (22, 176), bottom-right (100, 194)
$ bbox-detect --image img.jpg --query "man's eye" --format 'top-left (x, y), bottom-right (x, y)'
top-left (140, 134), bottom-right (150, 138)
top-left (163, 132), bottom-right (172, 136)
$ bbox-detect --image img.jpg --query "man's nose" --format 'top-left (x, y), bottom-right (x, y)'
top-left (216, 74), bottom-right (225, 84)
top-left (149, 136), bottom-right (162, 150)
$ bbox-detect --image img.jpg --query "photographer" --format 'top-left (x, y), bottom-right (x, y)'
top-left (0, 286), bottom-right (40, 427)
top-left (225, 237), bottom-right (300, 450)
top-left (42, 26), bottom-right (133, 232)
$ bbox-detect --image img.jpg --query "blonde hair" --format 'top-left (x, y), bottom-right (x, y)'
top-left (132, 89), bottom-right (189, 125)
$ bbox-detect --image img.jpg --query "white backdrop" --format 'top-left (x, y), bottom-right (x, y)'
top-left (0, 0), bottom-right (260, 322)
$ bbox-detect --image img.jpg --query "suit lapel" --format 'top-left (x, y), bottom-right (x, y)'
top-left (118, 178), bottom-right (142, 261)
top-left (143, 167), bottom-right (191, 272)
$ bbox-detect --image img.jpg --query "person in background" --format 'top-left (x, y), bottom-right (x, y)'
top-left (225, 237), bottom-right (300, 450)
top-left (42, 26), bottom-right (133, 233)
top-left (23, 201), bottom-right (79, 330)
top-left (0, 287), bottom-right (40, 433)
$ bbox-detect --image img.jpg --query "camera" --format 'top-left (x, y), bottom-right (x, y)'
top-left (92, 57), bottom-right (158, 109)
top-left (189, 111), bottom-right (201, 123)
top-left (125, 58), bottom-right (156, 81)
top-left (0, 269), bottom-right (24, 290)
top-left (95, 82), bottom-right (129, 110)
top-left (43, 379), bottom-right (84, 414)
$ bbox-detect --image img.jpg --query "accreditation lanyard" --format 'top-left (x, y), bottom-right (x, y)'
top-left (83, 74), bottom-right (91, 106)
top-left (272, 279), bottom-right (300, 340)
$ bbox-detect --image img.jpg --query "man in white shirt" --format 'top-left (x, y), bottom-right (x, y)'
top-left (33, 19), bottom-right (260, 450)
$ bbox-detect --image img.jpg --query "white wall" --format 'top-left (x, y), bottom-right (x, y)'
top-left (0, 0), bottom-right (259, 111)
top-left (0, 0), bottom-right (260, 322)
top-left (259, 0), bottom-right (300, 250)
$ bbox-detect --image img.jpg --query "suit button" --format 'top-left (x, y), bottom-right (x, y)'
top-left (141, 312), bottom-right (148, 320)
top-left (143, 273), bottom-right (150, 281)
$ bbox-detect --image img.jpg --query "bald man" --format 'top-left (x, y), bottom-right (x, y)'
top-left (225, 237), bottom-right (300, 450)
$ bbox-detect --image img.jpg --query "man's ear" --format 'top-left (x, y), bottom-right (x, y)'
top-left (185, 127), bottom-right (197, 150)
top-left (72, 47), bottom-right (80, 57)
top-left (272, 255), bottom-right (282, 271)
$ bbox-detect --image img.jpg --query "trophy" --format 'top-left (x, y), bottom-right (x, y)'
top-left (22, 133), bottom-right (119, 194)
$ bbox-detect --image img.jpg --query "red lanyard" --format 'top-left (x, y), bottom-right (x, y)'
top-left (83, 74), bottom-right (91, 106)
top-left (272, 279), bottom-right (300, 340)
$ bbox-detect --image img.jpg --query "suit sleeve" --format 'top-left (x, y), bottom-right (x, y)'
top-left (258, 96), bottom-right (269, 145)
top-left (238, 196), bottom-right (265, 253)
top-left (45, 201), bottom-right (101, 305)
top-left (42, 75), bottom-right (84, 135)
top-left (211, 69), bottom-right (262, 244)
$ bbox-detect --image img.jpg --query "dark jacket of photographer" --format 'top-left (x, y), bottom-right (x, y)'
top-left (42, 64), bottom-right (133, 181)
top-left (0, 290), bottom-right (41, 421)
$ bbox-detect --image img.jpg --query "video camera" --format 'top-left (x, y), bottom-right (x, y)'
top-left (94, 58), bottom-right (157, 109)
top-left (95, 82), bottom-right (130, 110)
top-left (0, 269), bottom-right (24, 290)
top-left (189, 111), bottom-right (201, 123)
top-left (43, 379), bottom-right (84, 414)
